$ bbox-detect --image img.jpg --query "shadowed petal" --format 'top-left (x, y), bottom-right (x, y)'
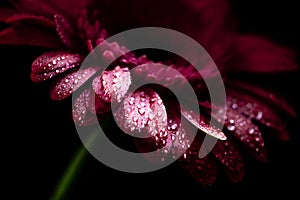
top-left (179, 134), bottom-right (218, 185)
top-left (212, 138), bottom-right (245, 182)
top-left (9, 0), bottom-right (88, 22)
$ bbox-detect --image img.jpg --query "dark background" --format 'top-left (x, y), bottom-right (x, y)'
top-left (2, 0), bottom-right (300, 199)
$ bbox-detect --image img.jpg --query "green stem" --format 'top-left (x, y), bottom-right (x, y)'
top-left (49, 127), bottom-right (100, 200)
top-left (49, 144), bottom-right (87, 200)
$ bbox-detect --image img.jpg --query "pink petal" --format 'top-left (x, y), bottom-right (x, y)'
top-left (212, 138), bottom-right (245, 182)
top-left (92, 66), bottom-right (131, 103)
top-left (50, 67), bottom-right (97, 101)
top-left (226, 35), bottom-right (298, 73)
top-left (181, 109), bottom-right (226, 140)
top-left (85, 90), bottom-right (111, 119)
top-left (134, 112), bottom-right (195, 165)
top-left (72, 88), bottom-right (89, 125)
top-left (30, 51), bottom-right (82, 82)
top-left (72, 88), bottom-right (108, 126)
top-left (72, 88), bottom-right (111, 126)
top-left (113, 89), bottom-right (167, 138)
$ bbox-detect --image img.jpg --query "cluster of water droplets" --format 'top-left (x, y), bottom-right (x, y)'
top-left (93, 66), bottom-right (131, 103)
top-left (214, 97), bottom-right (267, 161)
top-left (114, 90), bottom-right (168, 138)
top-left (51, 67), bottom-right (97, 100)
top-left (31, 51), bottom-right (81, 82)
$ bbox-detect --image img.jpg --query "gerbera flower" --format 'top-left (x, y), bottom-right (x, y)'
top-left (0, 0), bottom-right (298, 185)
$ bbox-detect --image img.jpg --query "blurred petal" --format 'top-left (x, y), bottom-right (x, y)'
top-left (179, 134), bottom-right (218, 185)
top-left (9, 0), bottom-right (88, 21)
top-left (223, 102), bottom-right (268, 162)
top-left (0, 7), bottom-right (17, 22)
top-left (31, 51), bottom-right (82, 82)
top-left (0, 23), bottom-right (63, 48)
top-left (5, 13), bottom-right (55, 28)
top-left (226, 82), bottom-right (295, 141)
top-left (54, 14), bottom-right (82, 51)
top-left (212, 138), bottom-right (245, 182)
top-left (228, 80), bottom-right (297, 117)
top-left (50, 67), bottom-right (97, 100)
top-left (227, 35), bottom-right (298, 72)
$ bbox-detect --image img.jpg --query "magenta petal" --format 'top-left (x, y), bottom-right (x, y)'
top-left (212, 138), bottom-right (245, 182)
top-left (50, 67), bottom-right (97, 100)
top-left (5, 13), bottom-right (55, 28)
top-left (30, 51), bottom-right (82, 82)
top-left (227, 35), bottom-right (298, 73)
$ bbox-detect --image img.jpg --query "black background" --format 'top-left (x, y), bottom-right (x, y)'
top-left (2, 0), bottom-right (300, 199)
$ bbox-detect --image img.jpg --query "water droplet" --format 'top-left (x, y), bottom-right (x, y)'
top-left (248, 128), bottom-right (254, 134)
top-left (229, 119), bottom-right (235, 124)
top-left (132, 116), bottom-right (138, 122)
top-left (170, 123), bottom-right (178, 130)
top-left (232, 103), bottom-right (238, 110)
top-left (157, 99), bottom-right (163, 105)
top-left (227, 124), bottom-right (235, 131)
top-left (256, 111), bottom-right (263, 120)
top-left (138, 108), bottom-right (145, 115)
